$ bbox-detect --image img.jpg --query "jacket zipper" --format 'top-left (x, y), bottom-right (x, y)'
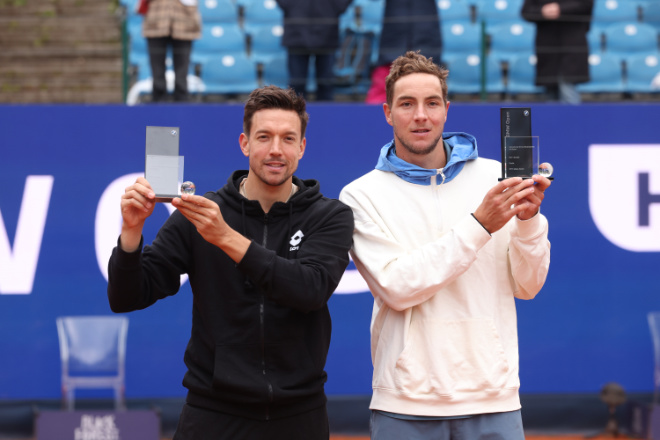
top-left (260, 214), bottom-right (273, 419)
top-left (432, 170), bottom-right (446, 236)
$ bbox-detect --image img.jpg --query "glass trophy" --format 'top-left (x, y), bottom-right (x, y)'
top-left (144, 126), bottom-right (196, 202)
top-left (499, 108), bottom-right (553, 181)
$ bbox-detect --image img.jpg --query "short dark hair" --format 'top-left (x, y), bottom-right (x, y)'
top-left (385, 51), bottom-right (449, 107)
top-left (243, 86), bottom-right (309, 138)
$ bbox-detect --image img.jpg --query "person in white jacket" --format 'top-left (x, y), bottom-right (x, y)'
top-left (339, 51), bottom-right (552, 439)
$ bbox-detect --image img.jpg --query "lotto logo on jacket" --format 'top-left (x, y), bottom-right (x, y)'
top-left (290, 230), bottom-right (304, 251)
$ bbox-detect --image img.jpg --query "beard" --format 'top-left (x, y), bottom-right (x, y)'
top-left (394, 131), bottom-right (443, 157)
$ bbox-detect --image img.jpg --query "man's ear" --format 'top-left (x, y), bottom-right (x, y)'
top-left (383, 103), bottom-right (393, 127)
top-left (298, 137), bottom-right (306, 160)
top-left (239, 133), bottom-right (249, 157)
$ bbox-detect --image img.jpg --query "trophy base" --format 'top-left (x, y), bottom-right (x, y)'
top-left (154, 196), bottom-right (176, 203)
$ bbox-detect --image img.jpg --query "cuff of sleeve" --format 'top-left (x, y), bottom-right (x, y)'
top-left (114, 236), bottom-right (144, 266)
top-left (513, 212), bottom-right (546, 238)
top-left (237, 240), bottom-right (275, 279)
top-left (471, 213), bottom-right (491, 236)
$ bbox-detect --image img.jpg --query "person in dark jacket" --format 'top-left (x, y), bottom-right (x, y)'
top-left (521, 0), bottom-right (593, 103)
top-left (276, 0), bottom-right (354, 101)
top-left (365, 0), bottom-right (442, 103)
top-left (107, 85), bottom-right (354, 440)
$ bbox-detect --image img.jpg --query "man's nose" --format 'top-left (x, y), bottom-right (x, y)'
top-left (413, 105), bottom-right (428, 120)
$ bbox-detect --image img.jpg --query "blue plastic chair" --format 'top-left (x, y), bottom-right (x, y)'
top-left (604, 22), bottom-right (659, 64)
top-left (334, 29), bottom-right (375, 95)
top-left (443, 21), bottom-right (483, 59)
top-left (576, 53), bottom-right (625, 93)
top-left (592, 0), bottom-right (640, 35)
top-left (57, 316), bottom-right (129, 411)
top-left (200, 53), bottom-right (259, 94)
top-left (437, 0), bottom-right (473, 24)
top-left (249, 24), bottom-right (286, 65)
top-left (588, 28), bottom-right (604, 53)
top-left (626, 53), bottom-right (660, 93)
top-left (475, 0), bottom-right (524, 33)
top-left (198, 0), bottom-right (238, 24)
top-left (446, 53), bottom-right (505, 94)
top-left (488, 21), bottom-right (535, 66)
top-left (191, 23), bottom-right (247, 67)
top-left (507, 53), bottom-right (545, 96)
top-left (642, 1), bottom-right (660, 31)
top-left (261, 55), bottom-right (289, 88)
top-left (340, 3), bottom-right (359, 33)
top-left (356, 0), bottom-right (385, 34)
top-left (242, 0), bottom-right (284, 37)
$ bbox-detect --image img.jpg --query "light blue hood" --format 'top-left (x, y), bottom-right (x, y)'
top-left (375, 132), bottom-right (478, 185)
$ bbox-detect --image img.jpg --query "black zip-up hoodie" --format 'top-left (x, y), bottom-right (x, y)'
top-left (107, 171), bottom-right (354, 420)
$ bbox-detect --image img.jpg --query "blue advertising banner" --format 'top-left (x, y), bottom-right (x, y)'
top-left (1, 103), bottom-right (660, 401)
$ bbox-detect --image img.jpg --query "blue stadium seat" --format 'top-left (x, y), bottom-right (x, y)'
top-left (604, 22), bottom-right (659, 63)
top-left (626, 53), bottom-right (660, 94)
top-left (191, 23), bottom-right (247, 67)
top-left (587, 29), bottom-right (604, 53)
top-left (249, 24), bottom-right (285, 65)
top-left (120, 0), bottom-right (140, 15)
top-left (199, 53), bottom-right (259, 94)
top-left (592, 0), bottom-right (640, 35)
top-left (507, 53), bottom-right (544, 96)
top-left (437, 0), bottom-right (473, 24)
top-left (446, 53), bottom-right (505, 94)
top-left (488, 21), bottom-right (535, 66)
top-left (443, 22), bottom-right (483, 59)
top-left (356, 0), bottom-right (385, 34)
top-left (198, 0), bottom-right (238, 24)
top-left (340, 3), bottom-right (359, 33)
top-left (475, 0), bottom-right (524, 33)
top-left (242, 0), bottom-right (284, 37)
top-left (334, 29), bottom-right (375, 95)
top-left (576, 53), bottom-right (625, 94)
top-left (261, 55), bottom-right (289, 88)
top-left (642, 1), bottom-right (660, 31)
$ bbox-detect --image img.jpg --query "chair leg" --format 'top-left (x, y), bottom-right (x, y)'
top-left (67, 388), bottom-right (75, 411)
top-left (115, 385), bottom-right (126, 411)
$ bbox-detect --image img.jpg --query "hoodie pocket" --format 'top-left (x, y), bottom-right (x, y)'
top-left (266, 340), bottom-right (319, 397)
top-left (393, 318), bottom-right (510, 396)
top-left (213, 343), bottom-right (266, 403)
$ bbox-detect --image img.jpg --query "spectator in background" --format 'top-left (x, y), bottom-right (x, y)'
top-left (521, 0), bottom-right (593, 104)
top-left (276, 0), bottom-right (354, 101)
top-left (365, 0), bottom-right (442, 104)
top-left (143, 0), bottom-right (201, 102)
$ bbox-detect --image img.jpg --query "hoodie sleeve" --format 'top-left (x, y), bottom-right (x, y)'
top-left (339, 184), bottom-right (492, 312)
top-left (507, 213), bottom-right (551, 300)
top-left (107, 211), bottom-right (191, 313)
top-left (237, 201), bottom-right (354, 313)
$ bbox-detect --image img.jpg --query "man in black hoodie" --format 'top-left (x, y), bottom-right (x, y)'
top-left (107, 85), bottom-right (354, 440)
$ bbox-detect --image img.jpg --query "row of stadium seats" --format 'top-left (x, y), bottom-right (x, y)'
top-left (445, 52), bottom-right (660, 98)
top-left (122, 0), bottom-right (660, 101)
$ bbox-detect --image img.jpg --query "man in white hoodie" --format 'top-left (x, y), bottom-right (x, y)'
top-left (339, 51), bottom-right (552, 439)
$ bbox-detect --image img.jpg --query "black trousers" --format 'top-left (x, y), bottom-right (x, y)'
top-left (287, 49), bottom-right (336, 101)
top-left (147, 36), bottom-right (192, 102)
top-left (172, 403), bottom-right (330, 440)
